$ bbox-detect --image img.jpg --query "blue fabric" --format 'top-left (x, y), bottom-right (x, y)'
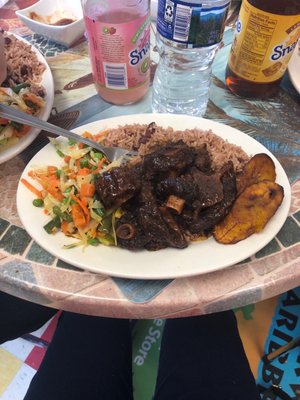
top-left (257, 287), bottom-right (300, 399)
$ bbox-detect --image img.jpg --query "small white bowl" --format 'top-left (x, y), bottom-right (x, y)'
top-left (16, 0), bottom-right (85, 47)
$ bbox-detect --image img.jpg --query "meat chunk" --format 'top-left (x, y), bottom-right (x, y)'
top-left (115, 209), bottom-right (148, 250)
top-left (194, 143), bottom-right (213, 173)
top-left (115, 182), bottom-right (187, 250)
top-left (95, 163), bottom-right (142, 209)
top-left (138, 182), bottom-right (187, 250)
top-left (143, 141), bottom-right (195, 177)
top-left (179, 162), bottom-right (237, 236)
top-left (156, 167), bottom-right (224, 209)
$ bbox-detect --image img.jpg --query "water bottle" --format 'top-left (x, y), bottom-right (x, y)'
top-left (152, 0), bottom-right (230, 116)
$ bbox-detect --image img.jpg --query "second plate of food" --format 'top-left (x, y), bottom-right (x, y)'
top-left (0, 33), bottom-right (54, 164)
top-left (17, 114), bottom-right (291, 279)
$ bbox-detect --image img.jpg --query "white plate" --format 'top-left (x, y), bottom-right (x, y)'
top-left (288, 42), bottom-right (300, 94)
top-left (17, 114), bottom-right (291, 280)
top-left (0, 35), bottom-right (54, 164)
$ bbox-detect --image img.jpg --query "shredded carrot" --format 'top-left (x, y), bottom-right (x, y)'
top-left (80, 183), bottom-right (95, 197)
top-left (71, 194), bottom-right (90, 224)
top-left (48, 188), bottom-right (64, 201)
top-left (21, 178), bottom-right (43, 199)
top-left (48, 174), bottom-right (59, 182)
top-left (47, 166), bottom-right (58, 176)
top-left (82, 131), bottom-right (94, 139)
top-left (61, 220), bottom-right (69, 235)
top-left (79, 142), bottom-right (84, 149)
top-left (15, 125), bottom-right (30, 137)
top-left (71, 203), bottom-right (86, 228)
top-left (64, 155), bottom-right (71, 163)
top-left (90, 228), bottom-right (97, 238)
top-left (77, 168), bottom-right (90, 176)
top-left (39, 177), bottom-right (63, 201)
top-left (44, 209), bottom-right (49, 215)
top-left (80, 197), bottom-right (90, 206)
top-left (93, 130), bottom-right (108, 140)
top-left (92, 158), bottom-right (107, 174)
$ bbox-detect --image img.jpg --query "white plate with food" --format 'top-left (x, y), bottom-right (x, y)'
top-left (0, 33), bottom-right (54, 164)
top-left (17, 114), bottom-right (291, 279)
top-left (288, 40), bottom-right (300, 94)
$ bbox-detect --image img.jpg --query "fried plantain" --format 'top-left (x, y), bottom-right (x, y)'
top-left (236, 153), bottom-right (276, 195)
top-left (213, 180), bottom-right (284, 244)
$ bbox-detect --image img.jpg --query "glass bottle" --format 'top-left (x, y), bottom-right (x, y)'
top-left (225, 0), bottom-right (300, 98)
top-left (82, 0), bottom-right (151, 105)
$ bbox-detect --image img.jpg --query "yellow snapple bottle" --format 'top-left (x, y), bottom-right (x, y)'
top-left (225, 0), bottom-right (300, 98)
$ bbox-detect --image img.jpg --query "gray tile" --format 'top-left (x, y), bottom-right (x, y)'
top-left (237, 257), bottom-right (251, 265)
top-left (112, 278), bottom-right (173, 303)
top-left (26, 241), bottom-right (56, 265)
top-left (276, 217), bottom-right (300, 248)
top-left (294, 210), bottom-right (300, 223)
top-left (0, 218), bottom-right (9, 236)
top-left (255, 239), bottom-right (281, 259)
top-left (56, 259), bottom-right (83, 272)
top-left (0, 225), bottom-right (32, 255)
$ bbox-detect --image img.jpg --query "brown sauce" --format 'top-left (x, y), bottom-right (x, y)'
top-left (50, 18), bottom-right (76, 26)
top-left (29, 12), bottom-right (76, 26)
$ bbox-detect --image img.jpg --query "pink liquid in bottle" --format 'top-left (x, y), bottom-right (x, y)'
top-left (82, 1), bottom-right (151, 105)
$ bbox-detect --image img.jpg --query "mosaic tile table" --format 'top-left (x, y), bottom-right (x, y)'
top-left (0, 1), bottom-right (300, 319)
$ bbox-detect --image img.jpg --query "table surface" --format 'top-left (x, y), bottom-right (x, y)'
top-left (0, 0), bottom-right (300, 319)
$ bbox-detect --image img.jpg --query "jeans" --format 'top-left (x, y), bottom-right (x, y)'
top-left (24, 310), bottom-right (261, 400)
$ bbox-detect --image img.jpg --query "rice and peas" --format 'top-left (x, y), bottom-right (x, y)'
top-left (0, 33), bottom-right (46, 151)
top-left (22, 123), bottom-right (249, 249)
top-left (101, 124), bottom-right (249, 172)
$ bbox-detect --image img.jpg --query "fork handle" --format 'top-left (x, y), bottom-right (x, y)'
top-left (0, 103), bottom-right (109, 156)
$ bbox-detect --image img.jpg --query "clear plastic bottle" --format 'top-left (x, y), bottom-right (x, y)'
top-left (152, 0), bottom-right (230, 116)
top-left (82, 0), bottom-right (151, 105)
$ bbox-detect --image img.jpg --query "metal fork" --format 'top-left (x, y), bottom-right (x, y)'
top-left (0, 104), bottom-right (138, 162)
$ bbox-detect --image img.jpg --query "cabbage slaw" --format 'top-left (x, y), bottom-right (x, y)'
top-left (0, 84), bottom-right (45, 151)
top-left (21, 133), bottom-right (123, 249)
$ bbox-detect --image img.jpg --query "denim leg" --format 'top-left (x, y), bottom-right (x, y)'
top-left (153, 311), bottom-right (261, 400)
top-left (24, 312), bottom-right (133, 400)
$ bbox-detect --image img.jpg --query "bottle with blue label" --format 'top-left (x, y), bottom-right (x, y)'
top-left (152, 0), bottom-right (230, 116)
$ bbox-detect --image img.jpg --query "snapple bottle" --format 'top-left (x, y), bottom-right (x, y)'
top-left (82, 0), bottom-right (151, 104)
top-left (225, 0), bottom-right (300, 98)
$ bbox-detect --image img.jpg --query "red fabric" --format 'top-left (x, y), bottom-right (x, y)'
top-left (25, 311), bottom-right (61, 370)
